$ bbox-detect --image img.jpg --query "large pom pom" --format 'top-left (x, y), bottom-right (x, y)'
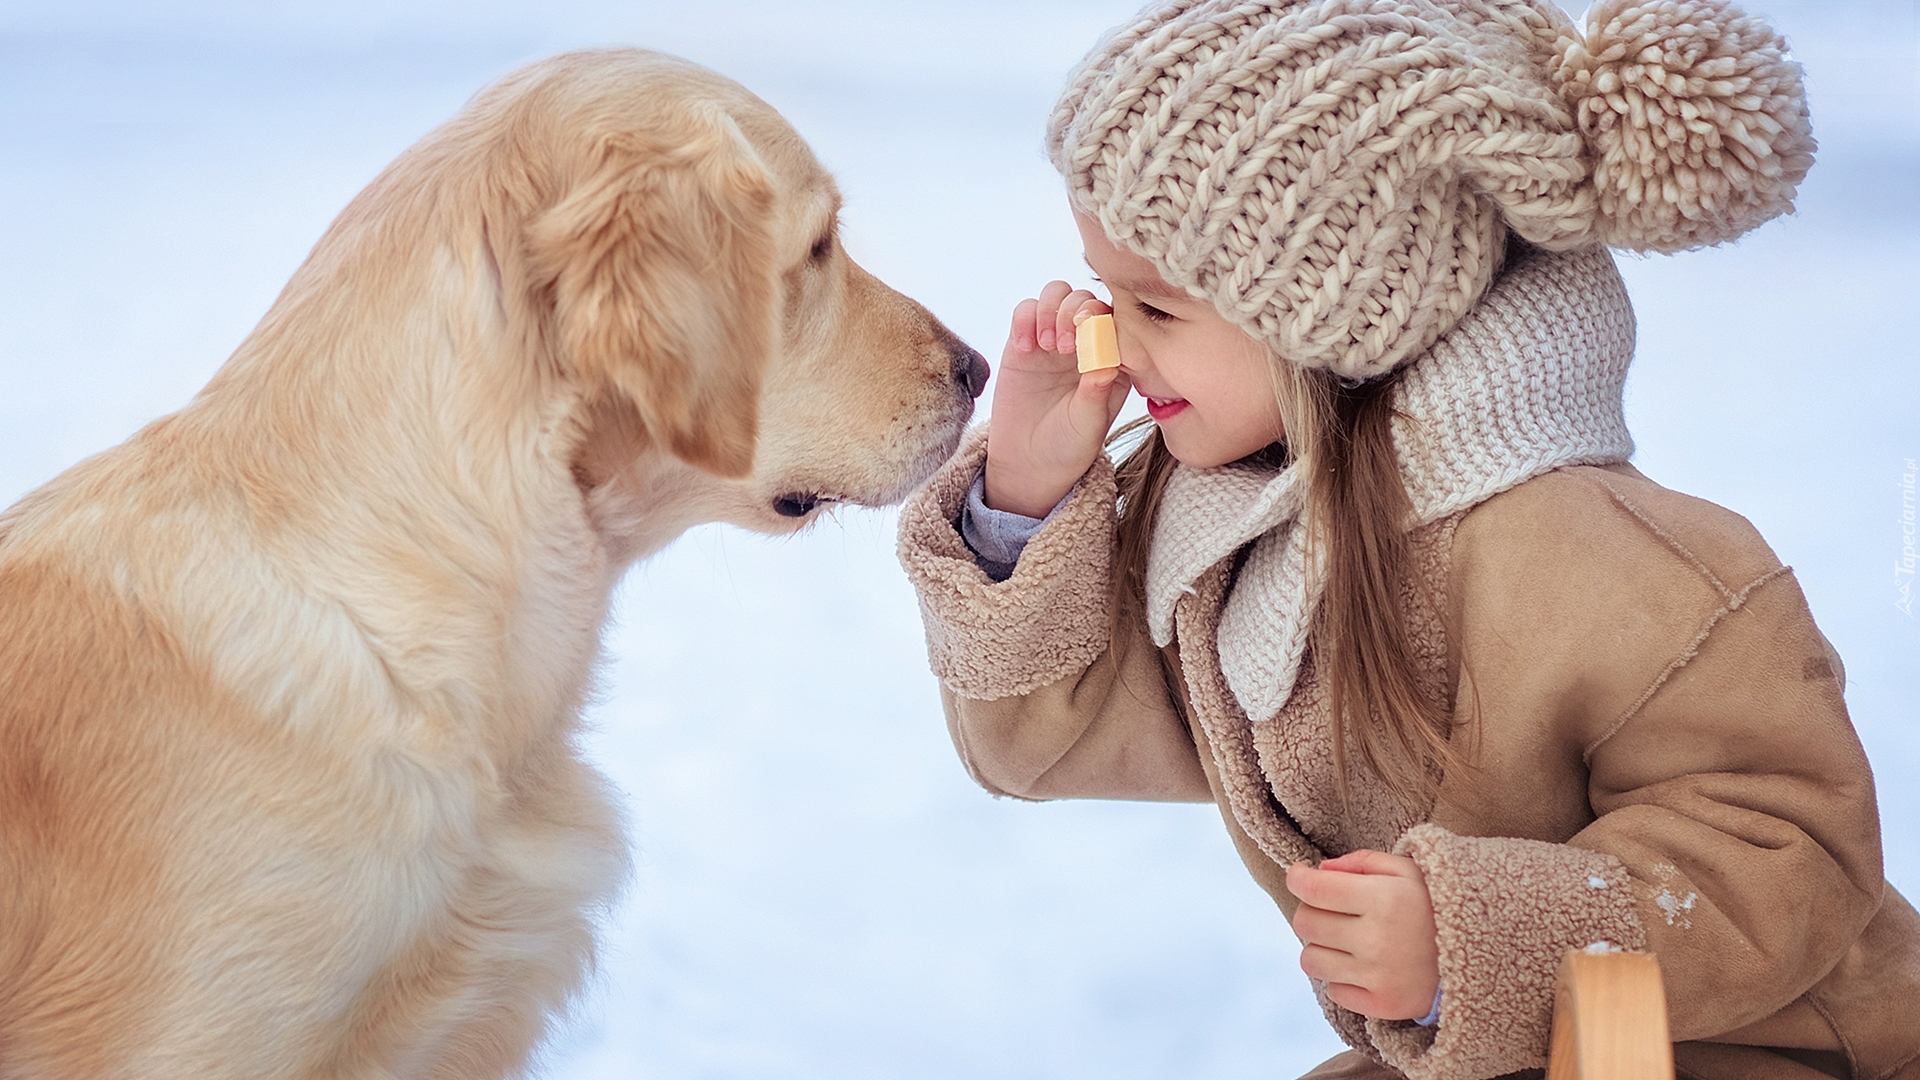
top-left (1556, 0), bottom-right (1816, 252)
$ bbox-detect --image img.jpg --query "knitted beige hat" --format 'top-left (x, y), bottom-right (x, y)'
top-left (1048, 0), bottom-right (1816, 381)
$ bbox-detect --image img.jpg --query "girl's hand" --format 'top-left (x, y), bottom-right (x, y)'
top-left (1286, 850), bottom-right (1441, 1021)
top-left (982, 281), bottom-right (1132, 518)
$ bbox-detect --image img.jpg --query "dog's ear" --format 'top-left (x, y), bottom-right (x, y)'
top-left (529, 111), bottom-right (777, 478)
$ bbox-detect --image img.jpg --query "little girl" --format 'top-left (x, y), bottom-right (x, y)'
top-left (897, 1), bottom-right (1920, 1078)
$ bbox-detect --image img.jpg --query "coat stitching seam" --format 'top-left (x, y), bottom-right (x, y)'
top-left (1805, 992), bottom-right (1867, 1079)
top-left (1594, 476), bottom-right (1737, 602)
top-left (1878, 1047), bottom-right (1920, 1080)
top-left (1581, 565), bottom-right (1794, 763)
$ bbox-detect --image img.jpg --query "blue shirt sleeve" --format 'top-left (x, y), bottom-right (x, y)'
top-left (958, 467), bottom-right (1067, 582)
top-left (1416, 985), bottom-right (1442, 1027)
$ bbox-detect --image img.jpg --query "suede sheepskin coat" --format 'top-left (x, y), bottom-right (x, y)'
top-left (898, 429), bottom-right (1920, 1080)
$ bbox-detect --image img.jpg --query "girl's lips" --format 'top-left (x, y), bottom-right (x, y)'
top-left (1145, 395), bottom-right (1189, 421)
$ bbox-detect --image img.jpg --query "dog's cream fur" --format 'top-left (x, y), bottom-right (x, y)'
top-left (0, 50), bottom-right (980, 1079)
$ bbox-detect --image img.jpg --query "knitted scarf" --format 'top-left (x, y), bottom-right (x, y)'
top-left (1142, 244), bottom-right (1638, 725)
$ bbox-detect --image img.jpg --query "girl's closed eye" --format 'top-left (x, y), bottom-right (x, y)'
top-left (1090, 271), bottom-right (1175, 324)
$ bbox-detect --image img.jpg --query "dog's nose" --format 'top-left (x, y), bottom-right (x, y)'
top-left (951, 345), bottom-right (990, 400)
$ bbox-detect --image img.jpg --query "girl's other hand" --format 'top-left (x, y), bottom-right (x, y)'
top-left (1285, 850), bottom-right (1441, 1022)
top-left (982, 281), bottom-right (1132, 518)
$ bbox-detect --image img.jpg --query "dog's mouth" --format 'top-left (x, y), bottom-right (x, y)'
top-left (771, 492), bottom-right (838, 518)
top-left (762, 415), bottom-right (969, 522)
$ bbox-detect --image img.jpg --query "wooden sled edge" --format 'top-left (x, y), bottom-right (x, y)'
top-left (1545, 948), bottom-right (1675, 1080)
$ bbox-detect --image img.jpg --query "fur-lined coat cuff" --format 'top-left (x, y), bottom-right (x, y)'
top-left (1366, 824), bottom-right (1647, 1080)
top-left (896, 426), bottom-right (1117, 701)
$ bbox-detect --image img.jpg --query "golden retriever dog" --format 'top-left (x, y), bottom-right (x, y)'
top-left (0, 49), bottom-right (985, 1079)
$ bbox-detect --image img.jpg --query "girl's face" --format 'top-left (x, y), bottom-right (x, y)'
top-left (1073, 210), bottom-right (1286, 468)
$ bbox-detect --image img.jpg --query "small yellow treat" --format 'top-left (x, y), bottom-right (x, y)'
top-left (1075, 313), bottom-right (1120, 373)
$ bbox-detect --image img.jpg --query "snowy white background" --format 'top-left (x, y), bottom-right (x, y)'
top-left (0, 2), bottom-right (1914, 1077)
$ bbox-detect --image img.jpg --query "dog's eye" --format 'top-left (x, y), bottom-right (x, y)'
top-left (809, 232), bottom-right (834, 264)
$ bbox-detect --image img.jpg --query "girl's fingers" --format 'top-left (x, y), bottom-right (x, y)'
top-left (1322, 981), bottom-right (1388, 1019)
top-left (1310, 963), bottom-right (1422, 1021)
top-left (1053, 289), bottom-right (1097, 353)
top-left (1102, 368), bottom-right (1133, 421)
top-left (1298, 943), bottom-right (1363, 988)
top-left (1290, 902), bottom-right (1361, 952)
top-left (1022, 282), bottom-right (1108, 354)
top-left (1034, 281), bottom-right (1074, 351)
top-left (1070, 298), bottom-right (1116, 355)
top-left (1318, 849), bottom-right (1417, 879)
top-left (1071, 296), bottom-right (1113, 325)
top-left (1285, 862), bottom-right (1375, 916)
top-left (1007, 298), bottom-right (1040, 354)
top-left (1068, 367), bottom-right (1127, 439)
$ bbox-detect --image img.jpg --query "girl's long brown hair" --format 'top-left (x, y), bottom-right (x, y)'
top-left (1110, 362), bottom-right (1459, 809)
